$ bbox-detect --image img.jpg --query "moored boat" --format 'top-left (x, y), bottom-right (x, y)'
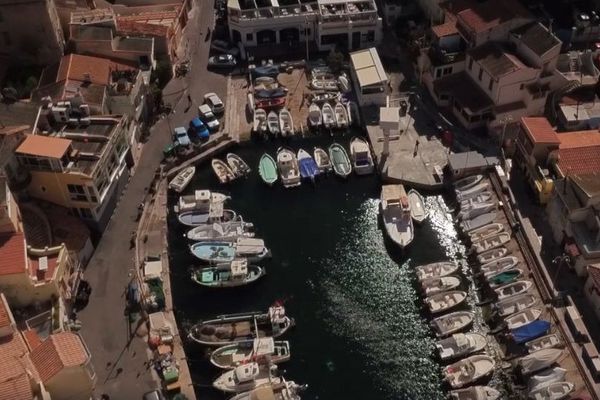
top-left (253, 108), bottom-right (268, 134)
top-left (454, 175), bottom-right (483, 191)
top-left (178, 209), bottom-right (237, 227)
top-left (191, 259), bottom-right (265, 288)
top-left (511, 320), bottom-right (551, 345)
top-left (349, 137), bottom-right (374, 175)
top-left (175, 189), bottom-right (229, 214)
top-left (468, 223), bottom-right (504, 242)
top-left (313, 147), bottom-right (332, 172)
top-left (518, 348), bottom-right (563, 375)
top-left (212, 159), bottom-right (236, 184)
top-left (277, 147), bottom-right (301, 188)
top-left (494, 280), bottom-right (533, 300)
top-left (213, 362), bottom-right (279, 393)
top-left (190, 238), bottom-right (270, 263)
top-left (347, 101), bottom-right (360, 127)
top-left (297, 148), bottom-right (320, 182)
top-left (258, 153), bottom-right (278, 186)
top-left (420, 276), bottom-right (461, 296)
top-left (322, 102), bottom-right (335, 129)
top-left (449, 386), bottom-right (500, 400)
top-left (168, 166), bottom-right (195, 193)
top-left (436, 332), bottom-right (487, 362)
top-left (527, 381), bottom-right (574, 400)
top-left (380, 184), bottom-right (414, 249)
top-left (480, 256), bottom-right (520, 277)
top-left (329, 143), bottom-right (352, 178)
top-left (526, 334), bottom-right (563, 353)
top-left (527, 367), bottom-right (567, 392)
top-left (186, 221), bottom-right (254, 242)
top-left (460, 192), bottom-right (493, 209)
top-left (486, 269), bottom-right (523, 288)
top-left (210, 338), bottom-right (291, 369)
top-left (425, 290), bottom-right (467, 314)
top-left (496, 293), bottom-right (538, 317)
top-left (267, 111), bottom-right (280, 136)
top-left (227, 153), bottom-right (251, 178)
top-left (443, 354), bottom-right (495, 389)
top-left (471, 232), bottom-right (511, 254)
top-left (308, 103), bottom-right (322, 127)
top-left (505, 307), bottom-right (543, 330)
top-left (279, 107), bottom-right (294, 137)
top-left (477, 247), bottom-right (509, 264)
top-left (430, 311), bottom-right (474, 337)
top-left (408, 189), bottom-right (427, 223)
top-left (460, 212), bottom-right (498, 233)
top-left (458, 202), bottom-right (496, 221)
top-left (334, 102), bottom-right (348, 129)
top-left (456, 182), bottom-right (490, 201)
top-left (416, 261), bottom-right (459, 281)
top-left (229, 379), bottom-right (305, 400)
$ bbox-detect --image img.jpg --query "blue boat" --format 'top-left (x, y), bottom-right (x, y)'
top-left (297, 149), bottom-right (320, 181)
top-left (511, 320), bottom-right (551, 344)
top-left (190, 238), bottom-right (270, 263)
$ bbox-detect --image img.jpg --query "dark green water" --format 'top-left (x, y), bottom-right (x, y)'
top-left (167, 137), bottom-right (508, 400)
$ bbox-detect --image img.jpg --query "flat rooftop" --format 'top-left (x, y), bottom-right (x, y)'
top-left (350, 47), bottom-right (387, 88)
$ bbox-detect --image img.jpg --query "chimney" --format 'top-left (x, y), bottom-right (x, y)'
top-left (83, 73), bottom-right (91, 84)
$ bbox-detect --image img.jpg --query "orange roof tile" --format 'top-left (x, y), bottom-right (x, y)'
top-left (56, 54), bottom-right (136, 86)
top-left (28, 253), bottom-right (59, 282)
top-left (520, 117), bottom-right (560, 144)
top-left (0, 294), bottom-right (12, 329)
top-left (457, 0), bottom-right (529, 34)
top-left (117, 19), bottom-right (169, 37)
top-left (0, 232), bottom-right (27, 276)
top-left (432, 21), bottom-right (458, 37)
top-left (30, 332), bottom-right (88, 382)
top-left (558, 131), bottom-right (600, 149)
top-left (22, 329), bottom-right (42, 351)
top-left (16, 135), bottom-right (72, 159)
top-left (0, 332), bottom-right (34, 400)
top-left (557, 147), bottom-right (600, 176)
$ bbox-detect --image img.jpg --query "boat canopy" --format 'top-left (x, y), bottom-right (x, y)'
top-left (230, 259), bottom-right (248, 277)
top-left (254, 337), bottom-right (275, 356)
top-left (511, 320), bottom-right (551, 344)
top-left (233, 362), bottom-right (260, 383)
top-left (251, 65), bottom-right (279, 78)
top-left (268, 306), bottom-right (287, 324)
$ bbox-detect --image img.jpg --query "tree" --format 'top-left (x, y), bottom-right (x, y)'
top-left (327, 50), bottom-right (345, 74)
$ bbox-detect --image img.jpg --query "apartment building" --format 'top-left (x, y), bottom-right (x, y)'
top-left (227, 0), bottom-right (382, 52)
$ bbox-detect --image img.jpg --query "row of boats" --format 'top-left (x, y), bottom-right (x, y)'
top-left (168, 153), bottom-right (251, 192)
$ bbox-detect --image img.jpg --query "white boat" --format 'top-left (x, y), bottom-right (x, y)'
top-left (313, 147), bottom-right (332, 172)
top-left (416, 261), bottom-right (459, 282)
top-left (334, 102), bottom-right (348, 129)
top-left (408, 189), bottom-right (428, 223)
top-left (210, 338), bottom-right (291, 369)
top-left (310, 78), bottom-right (338, 91)
top-left (349, 137), bottom-right (374, 175)
top-left (279, 108), bottom-right (294, 137)
top-left (227, 153), bottom-right (251, 178)
top-left (268, 111), bottom-right (280, 136)
top-left (380, 184), bottom-right (414, 249)
top-left (253, 108), bottom-right (268, 134)
top-left (420, 276), bottom-right (461, 296)
top-left (468, 223), bottom-right (504, 242)
top-left (449, 386), bottom-right (501, 400)
top-left (456, 182), bottom-right (490, 201)
top-left (437, 333), bottom-right (487, 362)
top-left (518, 348), bottom-right (563, 375)
top-left (455, 175), bottom-right (483, 191)
top-left (526, 334), bottom-right (563, 353)
top-left (483, 257), bottom-right (522, 281)
top-left (277, 147), bottom-right (301, 188)
top-left (494, 280), bottom-right (533, 300)
top-left (213, 362), bottom-right (279, 393)
top-left (322, 103), bottom-right (335, 129)
top-left (424, 290), bottom-right (467, 314)
top-left (471, 232), bottom-right (511, 254)
top-left (212, 159), bottom-right (236, 184)
top-left (190, 238), bottom-right (270, 263)
top-left (477, 247), bottom-right (509, 264)
top-left (527, 367), bottom-right (567, 392)
top-left (186, 222), bottom-right (254, 242)
top-left (308, 103), bottom-right (322, 127)
top-left (337, 74), bottom-right (350, 92)
top-left (347, 101), bottom-right (360, 127)
top-left (431, 311), bottom-right (474, 337)
top-left (505, 307), bottom-right (543, 330)
top-left (458, 202), bottom-right (497, 221)
top-left (229, 380), bottom-right (304, 400)
top-left (460, 192), bottom-right (493, 209)
top-left (496, 293), bottom-right (538, 317)
top-left (178, 208), bottom-right (237, 227)
top-left (168, 166), bottom-right (195, 193)
top-left (191, 259), bottom-right (265, 288)
top-left (255, 76), bottom-right (275, 86)
top-left (527, 381), bottom-right (574, 400)
top-left (175, 190), bottom-right (229, 214)
top-left (443, 354), bottom-right (495, 389)
top-left (460, 212), bottom-right (498, 233)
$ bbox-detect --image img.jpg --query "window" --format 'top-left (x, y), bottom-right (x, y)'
top-left (79, 208), bottom-right (93, 219)
top-left (366, 31), bottom-right (375, 42)
top-left (468, 57), bottom-right (473, 70)
top-left (67, 184), bottom-right (87, 202)
top-left (246, 33), bottom-right (253, 41)
top-left (443, 67), bottom-right (452, 75)
top-left (478, 68), bottom-right (483, 81)
top-left (2, 32), bottom-right (10, 46)
top-left (435, 69), bottom-right (442, 78)
top-left (519, 83), bottom-right (525, 90)
top-left (488, 79), bottom-right (494, 91)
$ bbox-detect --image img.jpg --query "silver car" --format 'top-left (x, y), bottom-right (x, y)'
top-left (198, 104), bottom-right (220, 131)
top-left (204, 92), bottom-right (224, 115)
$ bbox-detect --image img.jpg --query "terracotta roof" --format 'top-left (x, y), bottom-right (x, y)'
top-left (457, 0), bottom-right (529, 34)
top-left (56, 54), bottom-right (135, 86)
top-left (16, 135), bottom-right (72, 159)
top-left (117, 19), bottom-right (169, 37)
top-left (22, 329), bottom-right (42, 351)
top-left (432, 21), bottom-right (458, 38)
top-left (28, 253), bottom-right (59, 282)
top-left (0, 332), bottom-right (34, 400)
top-left (0, 294), bottom-right (12, 329)
top-left (0, 232), bottom-right (27, 276)
top-left (557, 147), bottom-right (600, 176)
top-left (520, 117), bottom-right (560, 144)
top-left (559, 131), bottom-right (600, 148)
top-left (30, 332), bottom-right (88, 382)
top-left (588, 265), bottom-right (600, 290)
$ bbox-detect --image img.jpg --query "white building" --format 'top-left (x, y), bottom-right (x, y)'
top-left (350, 47), bottom-right (389, 106)
top-left (227, 0), bottom-right (382, 51)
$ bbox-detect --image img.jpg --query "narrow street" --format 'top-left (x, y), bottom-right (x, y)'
top-left (77, 0), bottom-right (228, 397)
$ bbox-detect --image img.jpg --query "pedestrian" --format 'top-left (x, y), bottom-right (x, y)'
top-left (187, 94), bottom-right (192, 105)
top-left (130, 231), bottom-right (137, 249)
top-left (413, 139), bottom-right (420, 157)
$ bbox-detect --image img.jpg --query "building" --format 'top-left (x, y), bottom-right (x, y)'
top-left (0, 0), bottom-right (65, 66)
top-left (585, 264), bottom-right (600, 320)
top-left (414, 0), bottom-right (444, 24)
top-left (16, 106), bottom-right (137, 232)
top-left (227, 0), bottom-right (382, 52)
top-left (349, 47), bottom-right (389, 106)
top-left (378, 0), bottom-right (418, 27)
top-left (0, 125), bottom-right (30, 191)
top-left (555, 86), bottom-right (600, 131)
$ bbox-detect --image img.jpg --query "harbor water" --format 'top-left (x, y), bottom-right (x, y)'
top-left (167, 137), bottom-right (509, 400)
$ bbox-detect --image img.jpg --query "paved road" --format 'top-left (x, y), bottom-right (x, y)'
top-left (78, 0), bottom-right (227, 398)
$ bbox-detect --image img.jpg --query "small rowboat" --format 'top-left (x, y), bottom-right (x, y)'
top-left (525, 334), bottom-right (563, 353)
top-left (168, 166), bottom-right (196, 193)
top-left (314, 147), bottom-right (332, 172)
top-left (424, 290), bottom-right (467, 314)
top-left (408, 189), bottom-right (427, 223)
top-left (416, 261), bottom-right (459, 282)
top-left (430, 311), bottom-right (474, 337)
top-left (258, 153), bottom-right (278, 186)
top-left (443, 354), bottom-right (495, 389)
top-left (329, 143), bottom-right (351, 178)
top-left (449, 386), bottom-right (500, 400)
top-left (226, 153), bottom-right (251, 178)
top-left (212, 159), bottom-right (236, 184)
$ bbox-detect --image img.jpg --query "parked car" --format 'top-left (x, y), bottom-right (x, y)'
top-left (198, 104), bottom-right (220, 131)
top-left (204, 92), bottom-right (225, 115)
top-left (208, 54), bottom-right (237, 69)
top-left (189, 117), bottom-right (210, 139)
top-left (210, 40), bottom-right (239, 57)
top-left (173, 126), bottom-right (191, 146)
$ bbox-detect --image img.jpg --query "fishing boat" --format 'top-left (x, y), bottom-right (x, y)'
top-left (227, 153), bottom-right (251, 178)
top-left (505, 307), bottom-right (543, 330)
top-left (424, 290), bottom-right (467, 314)
top-left (297, 149), bottom-right (320, 182)
top-left (210, 338), bottom-right (291, 369)
top-left (186, 222), bottom-right (254, 242)
top-left (175, 189), bottom-right (229, 214)
top-left (347, 101), bottom-right (360, 127)
top-left (191, 259), bottom-right (265, 288)
top-left (480, 256), bottom-right (520, 275)
top-left (454, 175), bottom-right (483, 191)
top-left (380, 184), bottom-right (414, 249)
top-left (267, 111), bottom-right (280, 136)
top-left (416, 261), bottom-right (459, 282)
top-left (310, 78), bottom-right (338, 91)
top-left (456, 182), bottom-right (490, 201)
top-left (189, 305), bottom-right (293, 346)
top-left (213, 362), bottom-right (279, 393)
top-left (255, 97), bottom-right (286, 110)
top-left (460, 212), bottom-right (498, 232)
top-left (527, 367), bottom-right (567, 392)
top-left (460, 192), bottom-right (493, 209)
top-left (212, 159), bottom-right (236, 184)
top-left (277, 147), bottom-right (301, 188)
top-left (443, 354), bottom-right (495, 389)
top-left (511, 320), bottom-right (551, 345)
top-left (458, 202), bottom-right (496, 221)
top-left (329, 143), bottom-right (352, 178)
top-left (349, 137), bottom-right (374, 175)
top-left (253, 108), bottom-right (268, 134)
top-left (312, 91), bottom-right (340, 104)
top-left (334, 102), bottom-right (348, 129)
top-left (526, 334), bottom-right (563, 353)
top-left (468, 223), bottom-right (504, 242)
top-left (471, 232), bottom-right (511, 254)
top-left (420, 276), bottom-right (461, 296)
top-left (178, 209), bottom-right (237, 227)
top-left (308, 103), bottom-right (322, 127)
top-left (430, 311), bottom-right (474, 337)
top-left (496, 293), bottom-right (538, 317)
top-left (337, 75), bottom-right (350, 92)
top-left (518, 348), bottom-right (563, 375)
top-left (436, 333), bottom-right (487, 362)
top-left (477, 247), bottom-right (509, 264)
top-left (494, 280), bottom-right (533, 300)
top-left (528, 381), bottom-right (574, 400)
top-left (254, 76), bottom-right (276, 86)
top-left (229, 380), bottom-right (305, 400)
top-left (449, 386), bottom-right (500, 400)
top-left (322, 102), bottom-right (335, 129)
top-left (168, 166), bottom-right (195, 193)
top-left (486, 269), bottom-right (523, 288)
top-left (408, 189), bottom-right (427, 223)
top-left (279, 108), bottom-right (294, 137)
top-left (314, 147), bottom-right (332, 172)
top-left (190, 238), bottom-right (270, 263)
top-left (258, 153), bottom-right (278, 186)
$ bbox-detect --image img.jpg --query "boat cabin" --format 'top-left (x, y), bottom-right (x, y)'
top-left (233, 362), bottom-right (260, 383)
top-left (268, 306), bottom-right (288, 334)
top-left (230, 259), bottom-right (248, 280)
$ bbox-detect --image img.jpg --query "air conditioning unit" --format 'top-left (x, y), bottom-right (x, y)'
top-left (51, 106), bottom-right (68, 122)
top-left (67, 118), bottom-right (79, 127)
top-left (79, 117), bottom-right (91, 127)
